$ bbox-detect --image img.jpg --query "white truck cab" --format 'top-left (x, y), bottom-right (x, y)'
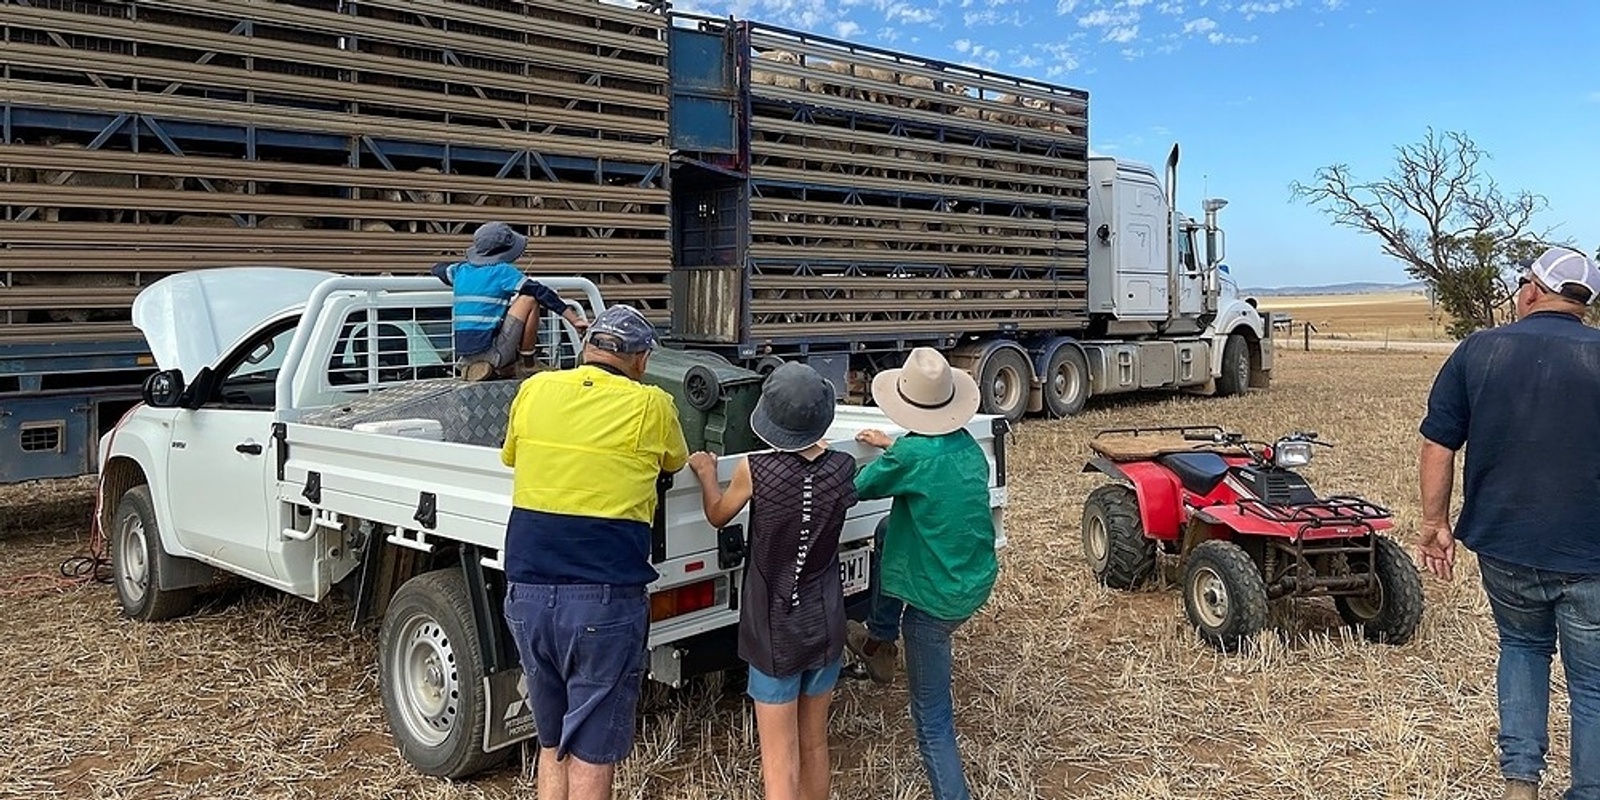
top-left (96, 268), bottom-right (1009, 780)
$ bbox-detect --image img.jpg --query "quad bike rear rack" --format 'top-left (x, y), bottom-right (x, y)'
top-left (1235, 495), bottom-right (1392, 529)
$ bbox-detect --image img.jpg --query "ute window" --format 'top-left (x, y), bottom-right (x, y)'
top-left (212, 320), bottom-right (300, 410)
top-left (326, 306), bottom-right (454, 389)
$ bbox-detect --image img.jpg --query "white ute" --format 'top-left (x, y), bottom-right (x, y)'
top-left (96, 268), bottom-right (1009, 779)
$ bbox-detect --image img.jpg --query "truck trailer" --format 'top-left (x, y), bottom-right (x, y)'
top-left (0, 0), bottom-right (1273, 484)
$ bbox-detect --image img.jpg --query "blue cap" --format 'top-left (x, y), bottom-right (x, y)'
top-left (586, 304), bottom-right (656, 354)
top-left (465, 221), bottom-right (526, 265)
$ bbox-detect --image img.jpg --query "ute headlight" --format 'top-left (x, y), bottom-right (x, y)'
top-left (1274, 440), bottom-right (1313, 468)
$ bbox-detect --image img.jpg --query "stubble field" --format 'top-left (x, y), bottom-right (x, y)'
top-left (0, 345), bottom-right (1567, 800)
top-left (1257, 292), bottom-right (1450, 342)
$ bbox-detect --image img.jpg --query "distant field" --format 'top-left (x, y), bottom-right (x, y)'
top-left (1256, 291), bottom-right (1451, 342)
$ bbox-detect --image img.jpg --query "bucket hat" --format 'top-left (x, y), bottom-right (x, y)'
top-left (869, 347), bottom-right (981, 436)
top-left (750, 361), bottom-right (836, 452)
top-left (464, 221), bottom-right (527, 265)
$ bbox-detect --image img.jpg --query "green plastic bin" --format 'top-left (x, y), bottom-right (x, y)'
top-left (642, 348), bottom-right (764, 455)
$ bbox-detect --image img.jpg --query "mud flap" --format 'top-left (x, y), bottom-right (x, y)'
top-left (482, 667), bottom-right (538, 753)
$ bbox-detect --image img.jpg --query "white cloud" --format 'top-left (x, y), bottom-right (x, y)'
top-left (1208, 31), bottom-right (1258, 43)
top-left (1588, 91), bottom-right (1600, 103)
top-left (1104, 24), bottom-right (1140, 43)
top-left (884, 2), bottom-right (937, 24)
top-left (954, 38), bottom-right (973, 53)
top-left (1057, 0), bottom-right (1081, 13)
top-left (1157, 1), bottom-right (1186, 13)
top-left (1320, 0), bottom-right (1345, 8)
top-left (1015, 53), bottom-right (1043, 68)
top-left (835, 19), bottom-right (863, 37)
top-left (1182, 16), bottom-right (1218, 33)
top-left (1078, 7), bottom-right (1140, 27)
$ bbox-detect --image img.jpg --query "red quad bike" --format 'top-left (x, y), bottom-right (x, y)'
top-left (1079, 426), bottom-right (1424, 652)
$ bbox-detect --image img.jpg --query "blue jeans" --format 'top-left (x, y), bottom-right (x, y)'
top-left (867, 551), bottom-right (973, 800)
top-left (1478, 555), bottom-right (1600, 799)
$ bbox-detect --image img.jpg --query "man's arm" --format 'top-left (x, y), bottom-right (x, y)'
top-left (501, 385), bottom-right (525, 468)
top-left (657, 396), bottom-right (690, 474)
top-left (1417, 439), bottom-right (1458, 580)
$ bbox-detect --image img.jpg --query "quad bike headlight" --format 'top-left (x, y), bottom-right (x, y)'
top-left (1273, 440), bottom-right (1314, 468)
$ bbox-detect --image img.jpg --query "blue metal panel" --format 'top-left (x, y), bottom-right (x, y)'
top-left (668, 27), bottom-right (737, 153)
top-left (0, 395), bottom-right (93, 483)
top-left (0, 338), bottom-right (153, 379)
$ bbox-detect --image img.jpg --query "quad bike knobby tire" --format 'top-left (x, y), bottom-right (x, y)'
top-left (1181, 539), bottom-right (1269, 651)
top-left (1082, 485), bottom-right (1157, 589)
top-left (1334, 535), bottom-right (1425, 646)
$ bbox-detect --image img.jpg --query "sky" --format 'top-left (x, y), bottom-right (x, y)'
top-left (654, 0), bottom-right (1599, 289)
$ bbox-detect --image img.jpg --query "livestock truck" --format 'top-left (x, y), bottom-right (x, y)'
top-left (0, 0), bottom-right (1274, 484)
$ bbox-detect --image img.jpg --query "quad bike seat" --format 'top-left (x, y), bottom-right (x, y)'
top-left (1157, 452), bottom-right (1232, 495)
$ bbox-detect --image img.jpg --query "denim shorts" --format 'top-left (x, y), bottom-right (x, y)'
top-left (746, 656), bottom-right (843, 705)
top-left (502, 582), bottom-right (648, 764)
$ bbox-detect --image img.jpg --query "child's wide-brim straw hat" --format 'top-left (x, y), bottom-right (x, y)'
top-left (869, 347), bottom-right (981, 436)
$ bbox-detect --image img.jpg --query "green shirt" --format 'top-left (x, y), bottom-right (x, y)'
top-left (854, 429), bottom-right (998, 621)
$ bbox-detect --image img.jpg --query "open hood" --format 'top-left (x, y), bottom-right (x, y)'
top-left (132, 267), bottom-right (339, 378)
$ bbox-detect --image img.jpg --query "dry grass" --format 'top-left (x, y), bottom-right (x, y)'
top-left (1258, 292), bottom-right (1452, 342)
top-left (0, 348), bottom-right (1567, 800)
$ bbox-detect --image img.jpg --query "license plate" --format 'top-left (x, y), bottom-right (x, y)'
top-left (840, 546), bottom-right (870, 596)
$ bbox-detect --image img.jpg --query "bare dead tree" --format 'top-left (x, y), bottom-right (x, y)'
top-left (1290, 128), bottom-right (1553, 338)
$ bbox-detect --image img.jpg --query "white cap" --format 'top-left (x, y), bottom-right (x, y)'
top-left (1523, 247), bottom-right (1600, 305)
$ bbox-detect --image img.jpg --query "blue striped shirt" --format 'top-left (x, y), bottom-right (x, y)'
top-left (431, 261), bottom-right (566, 355)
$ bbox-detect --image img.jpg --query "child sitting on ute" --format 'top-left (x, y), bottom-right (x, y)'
top-left (687, 362), bottom-right (858, 800)
top-left (431, 221), bottom-right (587, 381)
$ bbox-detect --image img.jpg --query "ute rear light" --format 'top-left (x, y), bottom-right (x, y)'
top-left (650, 576), bottom-right (728, 623)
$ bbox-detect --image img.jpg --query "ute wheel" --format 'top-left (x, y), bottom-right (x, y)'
top-left (112, 485), bottom-right (196, 621)
top-left (976, 346), bottom-right (1032, 423)
top-left (1216, 333), bottom-right (1250, 397)
top-left (1042, 344), bottom-right (1091, 418)
top-left (379, 568), bottom-right (509, 779)
top-left (755, 355), bottom-right (785, 377)
top-left (1081, 484), bottom-right (1156, 589)
top-left (1335, 535), bottom-right (1425, 646)
top-left (1181, 539), bottom-right (1269, 652)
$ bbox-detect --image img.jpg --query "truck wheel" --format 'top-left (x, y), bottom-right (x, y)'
top-left (379, 568), bottom-right (508, 779)
top-left (1181, 539), bottom-right (1269, 652)
top-left (1216, 333), bottom-right (1250, 396)
top-left (1335, 535), bottom-right (1424, 646)
top-left (976, 346), bottom-right (1032, 423)
top-left (1042, 344), bottom-right (1090, 418)
top-left (111, 485), bottom-right (196, 621)
top-left (1082, 485), bottom-right (1156, 589)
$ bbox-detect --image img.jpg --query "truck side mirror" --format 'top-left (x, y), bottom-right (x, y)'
top-left (1208, 229), bottom-right (1226, 265)
top-left (141, 369), bottom-right (186, 408)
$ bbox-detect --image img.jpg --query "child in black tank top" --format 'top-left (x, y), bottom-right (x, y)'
top-left (688, 362), bottom-right (857, 800)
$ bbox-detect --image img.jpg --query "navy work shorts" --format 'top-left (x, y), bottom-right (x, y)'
top-left (502, 582), bottom-right (649, 765)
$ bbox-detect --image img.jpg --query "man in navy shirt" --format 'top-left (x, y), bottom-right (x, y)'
top-left (1418, 246), bottom-right (1600, 800)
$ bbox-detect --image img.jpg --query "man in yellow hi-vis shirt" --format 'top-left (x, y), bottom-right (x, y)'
top-left (498, 303), bottom-right (688, 800)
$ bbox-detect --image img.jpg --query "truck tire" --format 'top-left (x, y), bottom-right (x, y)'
top-left (1081, 484), bottom-right (1156, 589)
top-left (1181, 539), bottom-right (1269, 652)
top-left (1334, 535), bottom-right (1424, 646)
top-left (111, 485), bottom-right (196, 622)
top-left (1216, 333), bottom-right (1250, 397)
top-left (1042, 344), bottom-right (1091, 418)
top-left (379, 568), bottom-right (509, 779)
top-left (976, 346), bottom-right (1032, 423)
